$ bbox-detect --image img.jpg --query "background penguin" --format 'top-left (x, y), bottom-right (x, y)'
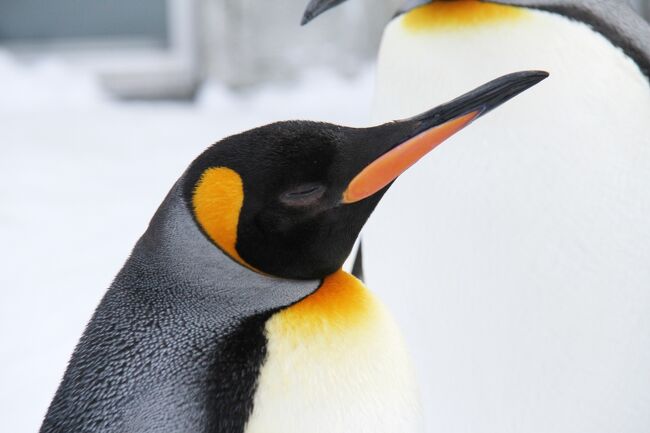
top-left (39, 72), bottom-right (546, 433)
top-left (303, 1), bottom-right (650, 432)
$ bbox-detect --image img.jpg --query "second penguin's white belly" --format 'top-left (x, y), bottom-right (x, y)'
top-left (365, 2), bottom-right (650, 433)
top-left (244, 270), bottom-right (422, 433)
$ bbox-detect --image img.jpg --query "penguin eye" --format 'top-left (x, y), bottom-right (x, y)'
top-left (280, 183), bottom-right (326, 207)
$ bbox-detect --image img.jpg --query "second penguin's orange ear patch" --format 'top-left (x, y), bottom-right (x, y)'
top-left (402, 0), bottom-right (528, 32)
top-left (193, 167), bottom-right (256, 270)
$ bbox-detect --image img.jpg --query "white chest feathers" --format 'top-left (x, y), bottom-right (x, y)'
top-left (244, 271), bottom-right (422, 433)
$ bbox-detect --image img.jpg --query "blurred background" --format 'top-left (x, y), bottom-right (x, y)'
top-left (0, 0), bottom-right (400, 98)
top-left (0, 1), bottom-right (649, 432)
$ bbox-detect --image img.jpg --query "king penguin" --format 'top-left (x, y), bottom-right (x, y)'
top-left (303, 1), bottom-right (650, 432)
top-left (39, 72), bottom-right (546, 433)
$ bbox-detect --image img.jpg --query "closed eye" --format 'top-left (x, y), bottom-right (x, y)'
top-left (280, 183), bottom-right (326, 206)
top-left (286, 184), bottom-right (322, 197)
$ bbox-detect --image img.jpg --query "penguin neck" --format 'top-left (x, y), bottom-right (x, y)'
top-left (375, 3), bottom-right (650, 121)
top-left (40, 180), bottom-right (324, 433)
top-left (121, 179), bottom-right (321, 317)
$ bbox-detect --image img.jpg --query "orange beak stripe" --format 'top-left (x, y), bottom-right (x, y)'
top-left (342, 111), bottom-right (480, 204)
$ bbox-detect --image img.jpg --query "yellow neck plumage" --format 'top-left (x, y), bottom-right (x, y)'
top-left (402, 0), bottom-right (527, 32)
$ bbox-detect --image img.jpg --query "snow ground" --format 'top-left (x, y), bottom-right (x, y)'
top-left (0, 54), bottom-right (374, 432)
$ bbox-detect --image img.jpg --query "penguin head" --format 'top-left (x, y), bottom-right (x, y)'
top-left (184, 71), bottom-right (547, 280)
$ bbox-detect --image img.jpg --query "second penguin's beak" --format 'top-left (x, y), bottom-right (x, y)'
top-left (302, 0), bottom-right (349, 25)
top-left (342, 71), bottom-right (549, 204)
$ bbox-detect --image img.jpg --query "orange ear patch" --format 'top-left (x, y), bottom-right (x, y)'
top-left (192, 167), bottom-right (253, 269)
top-left (402, 0), bottom-right (528, 32)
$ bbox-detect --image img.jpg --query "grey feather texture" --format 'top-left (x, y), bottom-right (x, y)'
top-left (39, 180), bottom-right (320, 433)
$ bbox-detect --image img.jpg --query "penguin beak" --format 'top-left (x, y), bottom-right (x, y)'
top-left (302, 0), bottom-right (349, 25)
top-left (342, 71), bottom-right (549, 204)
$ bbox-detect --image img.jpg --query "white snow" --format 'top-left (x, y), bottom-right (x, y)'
top-left (0, 53), bottom-right (109, 113)
top-left (0, 53), bottom-right (374, 433)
